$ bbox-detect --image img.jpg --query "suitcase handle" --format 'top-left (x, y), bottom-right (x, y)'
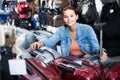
top-left (36, 47), bottom-right (57, 59)
top-left (28, 50), bottom-right (47, 60)
top-left (26, 65), bottom-right (33, 75)
top-left (62, 59), bottom-right (82, 68)
top-left (28, 48), bottom-right (56, 61)
top-left (58, 64), bottom-right (74, 73)
top-left (28, 50), bottom-right (37, 57)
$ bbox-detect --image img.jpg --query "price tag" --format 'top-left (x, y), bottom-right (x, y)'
top-left (8, 59), bottom-right (27, 75)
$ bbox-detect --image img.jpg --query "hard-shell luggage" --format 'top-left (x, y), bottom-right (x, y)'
top-left (50, 56), bottom-right (104, 80)
top-left (16, 29), bottom-right (52, 50)
top-left (19, 19), bottom-right (33, 30)
top-left (100, 1), bottom-right (120, 56)
top-left (28, 46), bottom-right (61, 64)
top-left (16, 30), bottom-right (35, 49)
top-left (32, 30), bottom-right (53, 41)
top-left (1, 52), bottom-right (17, 80)
top-left (20, 58), bottom-right (62, 80)
top-left (104, 62), bottom-right (120, 80)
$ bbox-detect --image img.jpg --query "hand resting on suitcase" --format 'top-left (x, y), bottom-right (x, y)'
top-left (29, 41), bottom-right (45, 50)
top-left (28, 46), bottom-right (61, 64)
top-left (84, 50), bottom-right (108, 67)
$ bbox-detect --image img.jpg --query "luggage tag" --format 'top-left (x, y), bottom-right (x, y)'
top-left (8, 54), bottom-right (27, 75)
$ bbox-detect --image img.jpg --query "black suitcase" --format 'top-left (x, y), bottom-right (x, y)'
top-left (1, 47), bottom-right (18, 80)
top-left (19, 18), bottom-right (33, 30)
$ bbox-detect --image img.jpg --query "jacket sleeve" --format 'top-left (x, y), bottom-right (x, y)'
top-left (43, 27), bottom-right (62, 48)
top-left (87, 26), bottom-right (100, 54)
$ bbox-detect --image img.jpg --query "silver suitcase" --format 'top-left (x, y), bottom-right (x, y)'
top-left (28, 46), bottom-right (61, 64)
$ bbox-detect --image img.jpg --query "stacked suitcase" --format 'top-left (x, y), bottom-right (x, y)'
top-left (21, 58), bottom-right (62, 80)
top-left (27, 48), bottom-right (120, 80)
top-left (15, 28), bottom-right (120, 80)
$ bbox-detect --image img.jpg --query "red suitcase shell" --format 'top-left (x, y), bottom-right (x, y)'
top-left (21, 58), bottom-right (62, 80)
top-left (104, 62), bottom-right (120, 80)
top-left (50, 56), bottom-right (104, 80)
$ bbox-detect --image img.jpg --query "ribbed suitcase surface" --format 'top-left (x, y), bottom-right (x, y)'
top-left (21, 58), bottom-right (62, 80)
top-left (50, 56), bottom-right (104, 80)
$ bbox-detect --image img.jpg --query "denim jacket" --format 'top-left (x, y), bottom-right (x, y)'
top-left (43, 23), bottom-right (100, 56)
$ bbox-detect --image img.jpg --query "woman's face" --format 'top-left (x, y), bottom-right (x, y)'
top-left (63, 9), bottom-right (78, 27)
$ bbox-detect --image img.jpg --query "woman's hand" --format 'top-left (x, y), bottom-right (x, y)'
top-left (83, 51), bottom-right (108, 63)
top-left (29, 41), bottom-right (44, 50)
top-left (83, 54), bottom-right (91, 58)
top-left (100, 51), bottom-right (108, 62)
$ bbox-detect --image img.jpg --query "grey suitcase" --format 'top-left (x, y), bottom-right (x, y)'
top-left (31, 30), bottom-right (53, 41)
top-left (28, 46), bottom-right (61, 64)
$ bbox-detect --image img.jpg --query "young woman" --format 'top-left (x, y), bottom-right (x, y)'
top-left (29, 6), bottom-right (107, 62)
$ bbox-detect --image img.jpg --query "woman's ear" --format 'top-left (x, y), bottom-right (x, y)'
top-left (76, 14), bottom-right (79, 20)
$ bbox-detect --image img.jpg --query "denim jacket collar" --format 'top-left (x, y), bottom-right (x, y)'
top-left (64, 23), bottom-right (82, 40)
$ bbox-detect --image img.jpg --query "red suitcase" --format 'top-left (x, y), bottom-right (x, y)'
top-left (20, 58), bottom-right (62, 80)
top-left (104, 62), bottom-right (120, 80)
top-left (50, 56), bottom-right (104, 80)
